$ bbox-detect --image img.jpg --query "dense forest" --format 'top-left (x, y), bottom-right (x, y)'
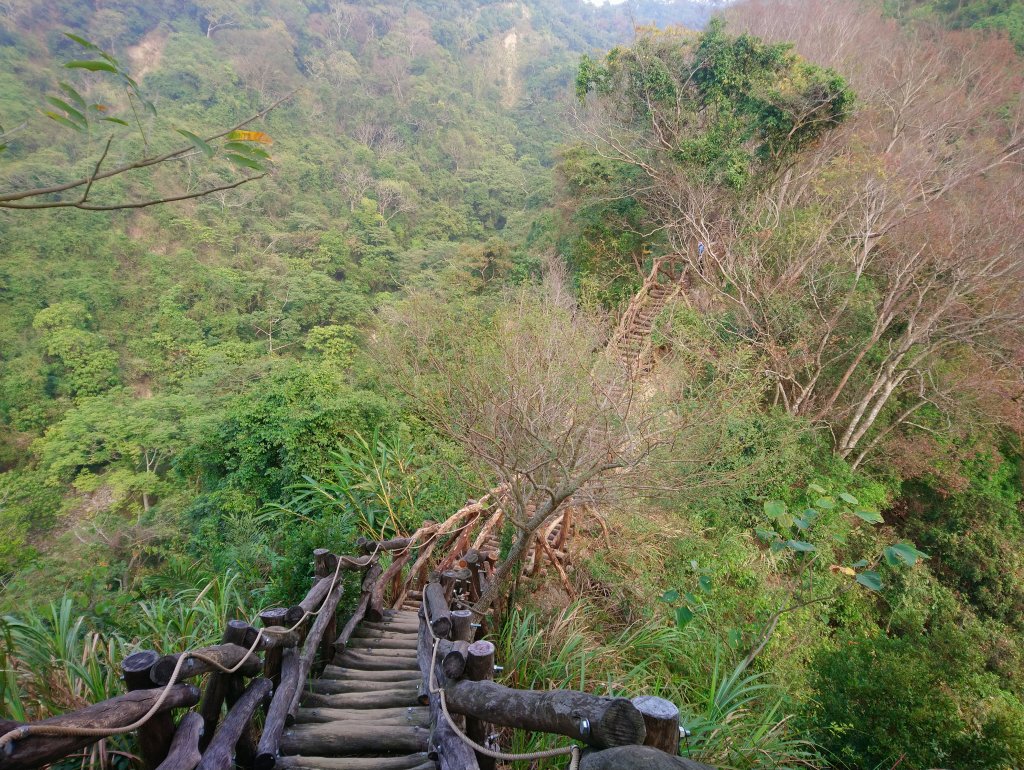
top-left (1, 0), bottom-right (1023, 768)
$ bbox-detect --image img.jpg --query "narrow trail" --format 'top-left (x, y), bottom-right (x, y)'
top-left (280, 598), bottom-right (435, 770)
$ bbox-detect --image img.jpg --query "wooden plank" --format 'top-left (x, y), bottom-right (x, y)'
top-left (275, 753), bottom-right (431, 770)
top-left (299, 688), bottom-right (421, 710)
top-left (294, 706), bottom-right (429, 727)
top-left (153, 712), bottom-right (204, 770)
top-left (280, 723), bottom-right (429, 756)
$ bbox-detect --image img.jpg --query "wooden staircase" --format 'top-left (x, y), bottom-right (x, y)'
top-left (279, 599), bottom-right (436, 770)
top-left (608, 274), bottom-right (683, 378)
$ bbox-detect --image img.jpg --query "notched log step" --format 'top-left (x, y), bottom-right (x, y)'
top-left (275, 754), bottom-right (433, 770)
top-left (280, 723), bottom-right (429, 756)
top-left (295, 706), bottom-right (429, 727)
top-left (300, 688), bottom-right (421, 710)
top-left (322, 666), bottom-right (421, 682)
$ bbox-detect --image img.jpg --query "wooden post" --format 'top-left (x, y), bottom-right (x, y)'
top-left (632, 696), bottom-right (681, 755)
top-left (259, 608), bottom-right (289, 687)
top-left (152, 711), bottom-right (204, 770)
top-left (451, 610), bottom-right (473, 642)
top-left (122, 650), bottom-right (175, 769)
top-left (255, 648), bottom-right (300, 770)
top-left (423, 582), bottom-right (452, 639)
top-left (464, 641), bottom-right (496, 770)
top-left (579, 745), bottom-right (715, 770)
top-left (196, 678), bottom-right (273, 770)
top-left (314, 549), bottom-right (339, 664)
top-left (197, 620), bottom-right (249, 750)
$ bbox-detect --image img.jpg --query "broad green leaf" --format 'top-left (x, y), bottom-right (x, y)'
top-left (58, 82), bottom-right (87, 110)
top-left (854, 509), bottom-right (884, 524)
top-left (786, 540), bottom-right (816, 552)
top-left (815, 497), bottom-right (836, 509)
top-left (225, 153), bottom-right (263, 170)
top-left (808, 482), bottom-right (826, 495)
top-left (727, 628), bottom-right (742, 648)
top-left (44, 111), bottom-right (84, 132)
top-left (45, 97), bottom-right (87, 128)
top-left (754, 528), bottom-right (778, 542)
top-left (794, 516), bottom-right (809, 530)
top-left (698, 575), bottom-right (712, 593)
top-left (769, 540), bottom-right (786, 554)
top-left (856, 571), bottom-right (882, 591)
top-left (660, 589), bottom-right (679, 603)
top-left (802, 508), bottom-right (819, 522)
top-left (852, 559), bottom-right (869, 568)
top-left (176, 129), bottom-right (213, 158)
top-left (884, 542), bottom-right (929, 567)
top-left (64, 60), bottom-right (118, 73)
top-left (675, 606), bottom-right (694, 628)
top-left (223, 141), bottom-right (271, 159)
top-left (764, 500), bottom-right (786, 519)
top-left (839, 492), bottom-right (859, 505)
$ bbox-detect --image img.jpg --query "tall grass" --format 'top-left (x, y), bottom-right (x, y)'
top-left (0, 573), bottom-right (260, 770)
top-left (497, 603), bottom-right (820, 769)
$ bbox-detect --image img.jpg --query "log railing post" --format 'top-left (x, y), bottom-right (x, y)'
top-left (259, 608), bottom-right (289, 688)
top-left (122, 650), bottom-right (175, 770)
top-left (464, 640), bottom-right (496, 770)
top-left (631, 696), bottom-right (681, 755)
top-left (197, 620), bottom-right (249, 750)
top-left (313, 549), bottom-right (339, 664)
top-left (451, 610), bottom-right (473, 643)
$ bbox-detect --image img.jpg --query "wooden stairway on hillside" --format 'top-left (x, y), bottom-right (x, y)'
top-left (607, 277), bottom-right (683, 378)
top-left (279, 598), bottom-right (436, 770)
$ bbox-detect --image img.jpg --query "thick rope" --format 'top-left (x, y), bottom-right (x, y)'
top-left (423, 588), bottom-right (581, 767)
top-left (0, 544), bottom-right (380, 753)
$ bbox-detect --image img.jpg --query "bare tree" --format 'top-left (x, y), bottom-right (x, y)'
top-left (376, 276), bottom-right (757, 612)
top-left (572, 11), bottom-right (1024, 465)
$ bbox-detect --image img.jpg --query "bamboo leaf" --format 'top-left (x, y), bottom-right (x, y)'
top-left (224, 153), bottom-right (263, 170)
top-left (64, 60), bottom-right (118, 73)
top-left (176, 129), bottom-right (214, 158)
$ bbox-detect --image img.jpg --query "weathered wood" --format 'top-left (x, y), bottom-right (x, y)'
top-left (471, 508), bottom-right (503, 551)
top-left (254, 626), bottom-right (303, 651)
top-left (423, 582), bottom-right (451, 639)
top-left (224, 665), bottom-right (258, 768)
top-left (280, 723), bottom-right (429, 755)
top-left (416, 610), bottom-right (479, 770)
top-left (579, 745), bottom-right (715, 770)
top-left (445, 680), bottom-right (646, 749)
top-left (333, 652), bottom-right (418, 672)
top-left (306, 678), bottom-right (418, 694)
top-left (359, 536), bottom-right (414, 553)
top-left (368, 548), bottom-right (413, 622)
top-left (287, 572), bottom-right (346, 721)
top-left (357, 620), bottom-right (419, 634)
top-left (122, 650), bottom-right (176, 770)
top-left (260, 608), bottom-right (290, 687)
top-left (196, 677), bottom-right (272, 770)
top-left (450, 610), bottom-right (473, 643)
top-left (464, 641), bottom-right (495, 770)
top-left (255, 647), bottom-right (301, 770)
top-left (197, 620), bottom-right (249, 751)
top-left (153, 711), bottom-right (204, 770)
top-left (320, 666), bottom-right (420, 683)
top-left (151, 644), bottom-right (261, 685)
top-left (294, 706), bottom-right (429, 727)
top-left (287, 576), bottom-right (331, 627)
top-left (275, 755), bottom-right (431, 770)
top-left (632, 696), bottom-right (681, 755)
top-left (0, 685), bottom-right (201, 770)
top-left (299, 689), bottom-right (420, 710)
top-left (314, 550), bottom-right (339, 664)
top-left (332, 563), bottom-right (382, 660)
top-left (441, 641), bottom-right (470, 680)
top-left (346, 637), bottom-right (417, 651)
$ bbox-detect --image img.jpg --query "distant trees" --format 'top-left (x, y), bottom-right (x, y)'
top-left (0, 33), bottom-right (281, 212)
top-left (572, 15), bottom-right (1024, 467)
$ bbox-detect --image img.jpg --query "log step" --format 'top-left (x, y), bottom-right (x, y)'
top-left (346, 638), bottom-right (419, 651)
top-left (296, 706), bottom-right (430, 727)
top-left (276, 754), bottom-right (433, 770)
top-left (281, 723), bottom-right (430, 756)
top-left (322, 666), bottom-right (421, 682)
top-left (301, 688), bottom-right (421, 710)
top-left (306, 678), bottom-right (418, 694)
top-left (333, 653), bottom-right (420, 672)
